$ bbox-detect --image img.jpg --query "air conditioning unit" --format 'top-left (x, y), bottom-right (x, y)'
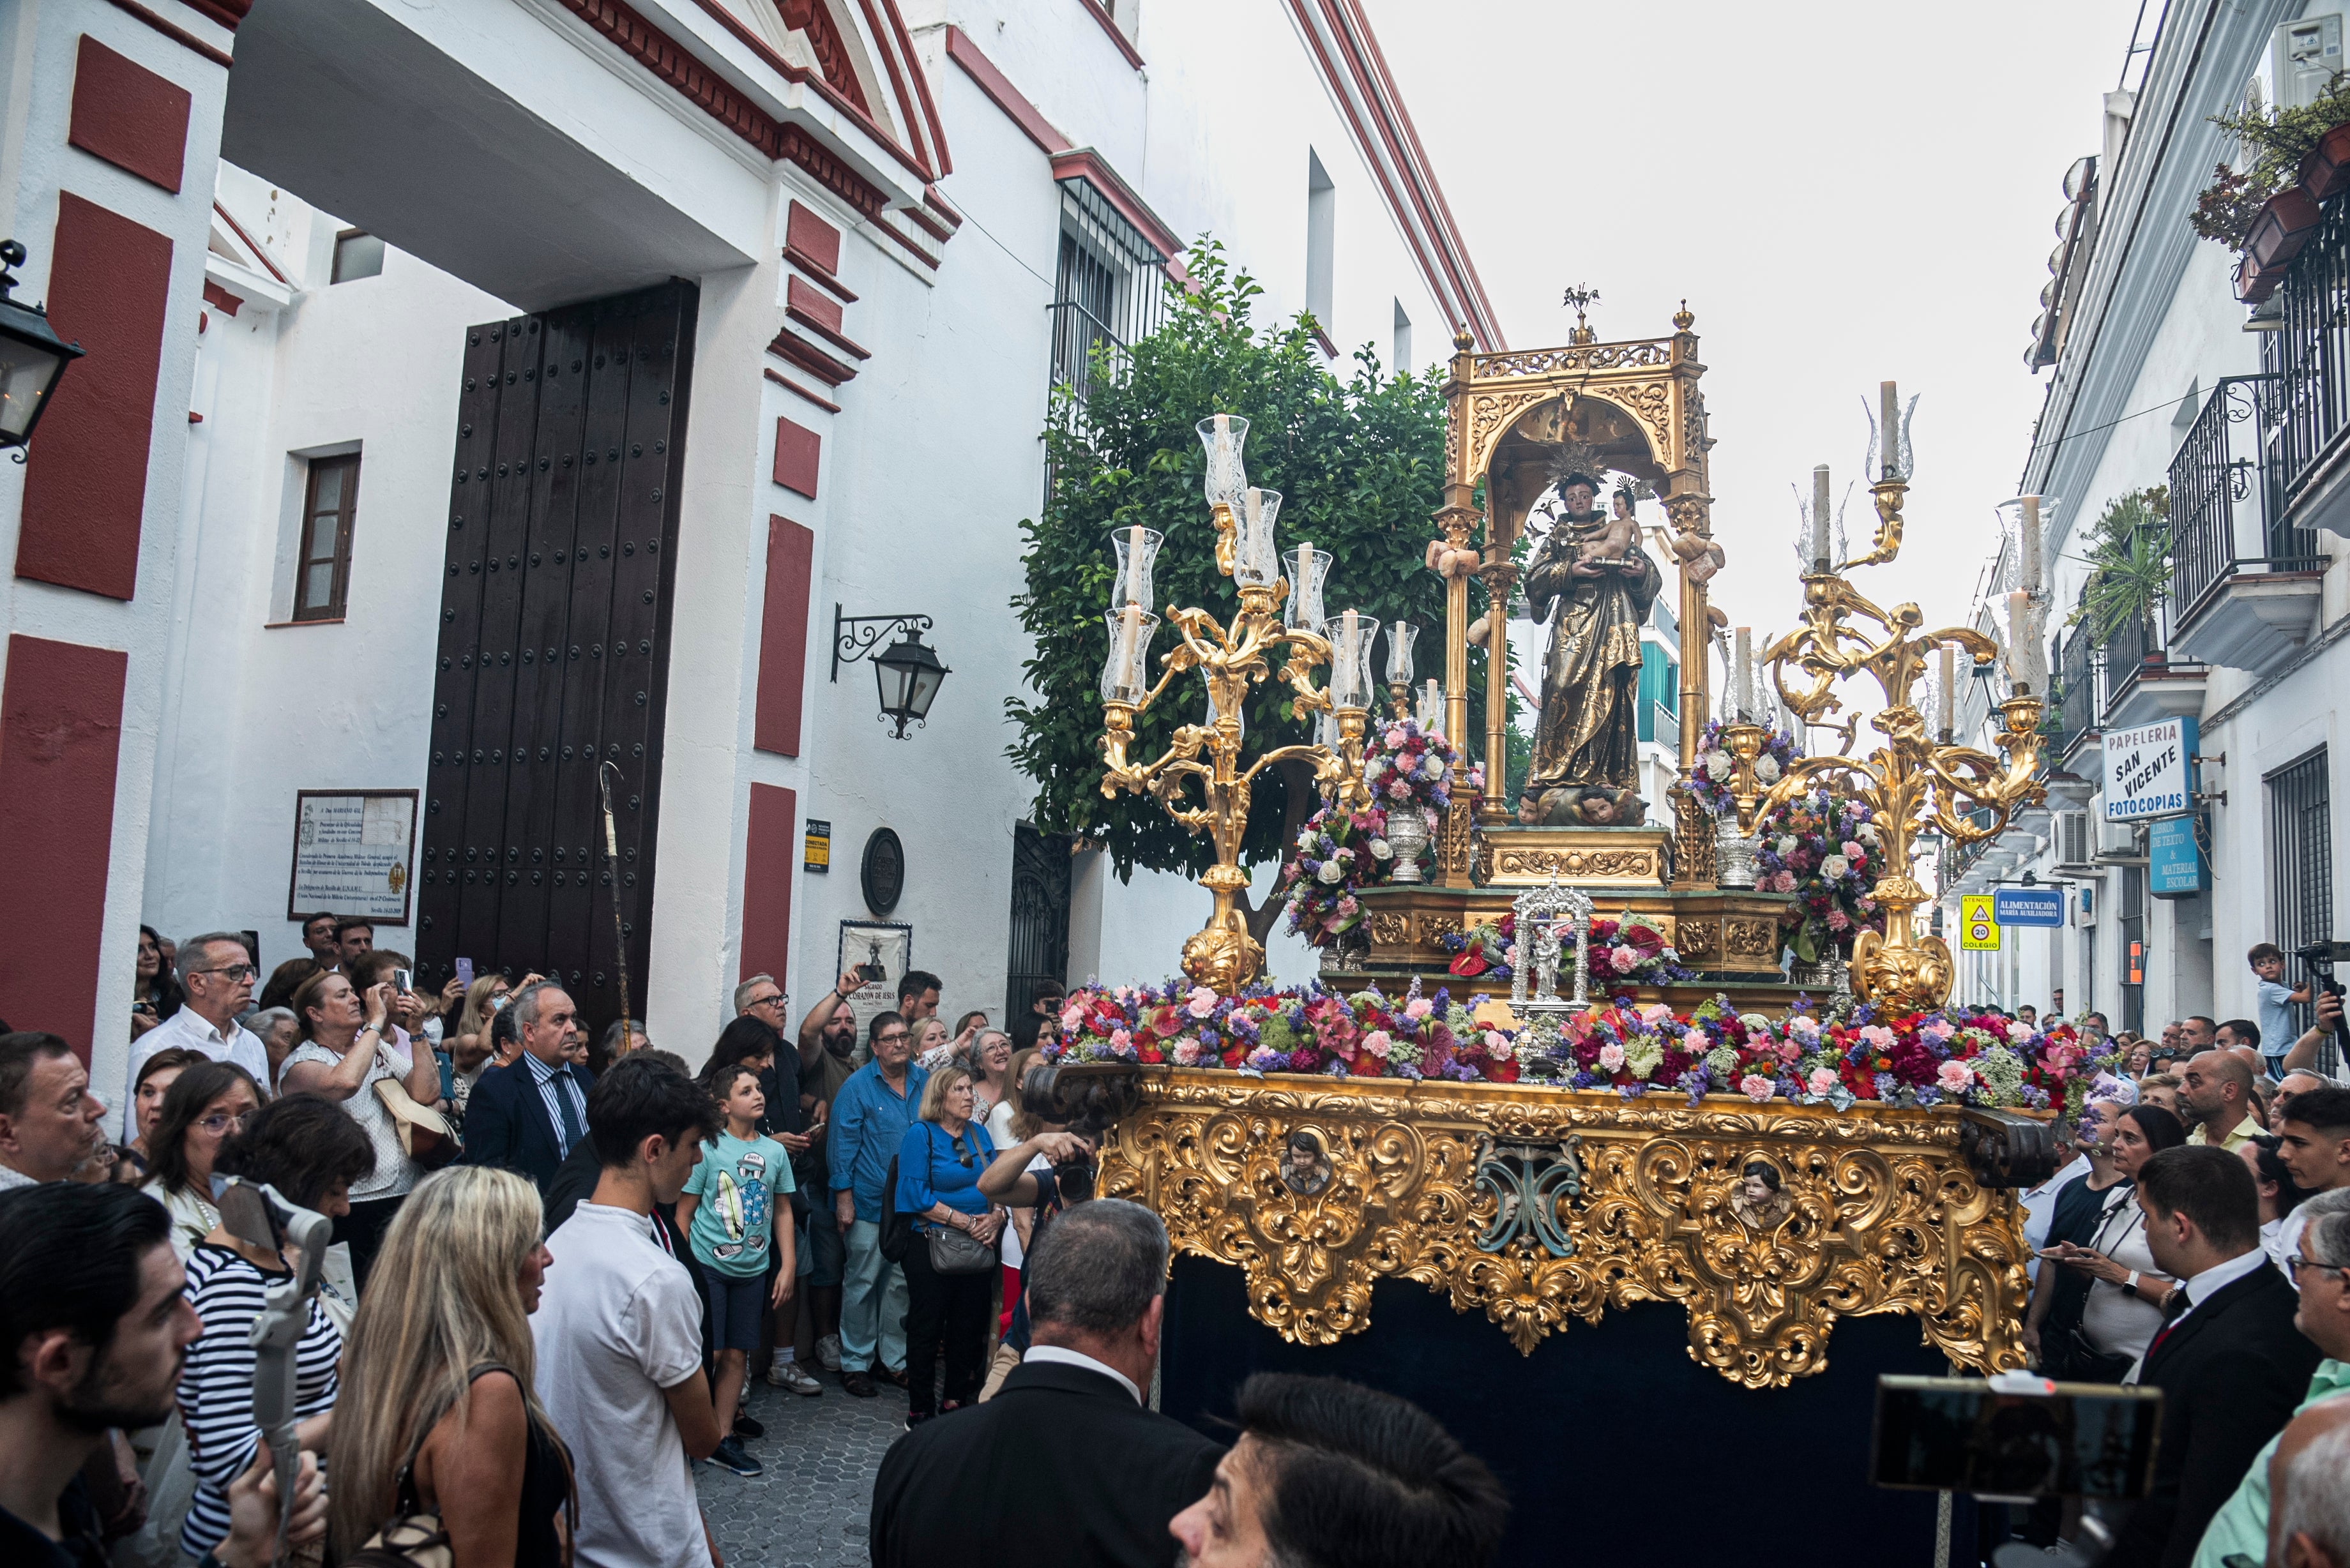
top-left (2097, 818), bottom-right (2142, 859)
top-left (2054, 810), bottom-right (2094, 869)
top-left (2275, 15), bottom-right (2344, 111)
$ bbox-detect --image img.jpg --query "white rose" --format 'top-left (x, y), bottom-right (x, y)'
top-left (1856, 822), bottom-right (1879, 845)
top-left (1702, 750), bottom-right (1734, 780)
top-left (1754, 756), bottom-right (1782, 784)
top-left (1775, 836), bottom-right (1797, 856)
top-left (1317, 860), bottom-right (1344, 884)
top-left (1821, 854), bottom-right (1849, 880)
top-left (1370, 838), bottom-right (1393, 859)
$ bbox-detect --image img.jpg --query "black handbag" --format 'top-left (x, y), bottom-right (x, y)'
top-left (878, 1153), bottom-right (914, 1263)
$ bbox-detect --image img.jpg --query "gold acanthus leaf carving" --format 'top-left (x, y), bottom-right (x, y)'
top-left (1464, 389), bottom-right (1550, 486)
top-left (1492, 848), bottom-right (1657, 880)
top-left (1591, 381), bottom-right (1674, 464)
top-left (1098, 1071), bottom-right (2033, 1389)
top-left (1367, 913), bottom-right (1412, 946)
top-left (1416, 913), bottom-right (1464, 945)
top-left (1725, 917), bottom-right (1781, 958)
top-left (1676, 919), bottom-right (1720, 959)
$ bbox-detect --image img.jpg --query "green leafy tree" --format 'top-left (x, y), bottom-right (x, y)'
top-left (1007, 241), bottom-right (1487, 941)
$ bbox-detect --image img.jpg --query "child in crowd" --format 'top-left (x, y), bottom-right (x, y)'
top-left (678, 1062), bottom-right (796, 1477)
top-left (2252, 942), bottom-right (2311, 1080)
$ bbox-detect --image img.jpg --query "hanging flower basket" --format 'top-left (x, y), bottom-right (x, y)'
top-left (2236, 187), bottom-right (2326, 302)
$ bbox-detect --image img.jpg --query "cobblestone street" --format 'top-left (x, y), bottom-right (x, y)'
top-left (695, 1370), bottom-right (906, 1568)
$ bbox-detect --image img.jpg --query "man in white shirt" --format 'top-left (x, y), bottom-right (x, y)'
top-left (122, 933), bottom-right (269, 1136)
top-left (2277, 1089), bottom-right (2350, 1288)
top-left (533, 1056), bottom-right (723, 1568)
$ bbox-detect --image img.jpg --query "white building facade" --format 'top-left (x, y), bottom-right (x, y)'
top-left (0, 0), bottom-right (1499, 1099)
top-left (1945, 0), bottom-right (2350, 1043)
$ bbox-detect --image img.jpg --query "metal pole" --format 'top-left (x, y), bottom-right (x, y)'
top-left (597, 761), bottom-right (633, 1055)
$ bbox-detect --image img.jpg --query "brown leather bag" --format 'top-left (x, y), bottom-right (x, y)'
top-left (374, 1077), bottom-right (461, 1169)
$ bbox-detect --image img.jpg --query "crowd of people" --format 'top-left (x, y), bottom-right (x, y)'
top-left (1992, 942), bottom-right (2350, 1563)
top-left (0, 920), bottom-right (1512, 1567)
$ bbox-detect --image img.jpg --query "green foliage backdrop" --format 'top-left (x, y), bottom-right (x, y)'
top-left (1007, 243), bottom-right (1490, 929)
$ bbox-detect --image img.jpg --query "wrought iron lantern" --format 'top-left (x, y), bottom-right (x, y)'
top-left (0, 240), bottom-right (84, 453)
top-left (832, 605), bottom-right (949, 739)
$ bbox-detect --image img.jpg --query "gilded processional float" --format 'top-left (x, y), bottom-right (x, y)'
top-left (1049, 306), bottom-right (2093, 1564)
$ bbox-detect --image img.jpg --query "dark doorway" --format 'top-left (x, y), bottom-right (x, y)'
top-left (412, 281), bottom-right (698, 1040)
top-left (1004, 822), bottom-right (1072, 1022)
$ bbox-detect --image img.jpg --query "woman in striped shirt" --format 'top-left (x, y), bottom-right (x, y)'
top-left (175, 1094), bottom-right (377, 1562)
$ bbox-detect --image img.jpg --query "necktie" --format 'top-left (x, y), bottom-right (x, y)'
top-left (552, 1067), bottom-right (586, 1156)
top-left (2146, 1287), bottom-right (2192, 1359)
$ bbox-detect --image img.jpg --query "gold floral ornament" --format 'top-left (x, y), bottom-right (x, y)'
top-left (1100, 1068), bottom-right (2033, 1387)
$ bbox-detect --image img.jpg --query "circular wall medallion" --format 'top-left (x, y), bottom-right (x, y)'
top-left (861, 827), bottom-right (906, 915)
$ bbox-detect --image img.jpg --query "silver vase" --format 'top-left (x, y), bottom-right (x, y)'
top-left (1386, 807), bottom-right (1430, 884)
top-left (1714, 815), bottom-right (1759, 889)
top-left (1787, 956), bottom-right (1838, 990)
top-left (1321, 924), bottom-right (1370, 975)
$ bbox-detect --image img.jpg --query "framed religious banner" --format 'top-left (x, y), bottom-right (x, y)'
top-left (836, 919), bottom-right (913, 1042)
top-left (287, 790), bottom-right (419, 925)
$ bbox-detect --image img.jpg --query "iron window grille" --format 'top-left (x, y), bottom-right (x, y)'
top-left (1047, 177), bottom-right (1168, 412)
top-left (2270, 748), bottom-right (2335, 1037)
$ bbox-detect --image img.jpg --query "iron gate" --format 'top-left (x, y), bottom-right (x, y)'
top-left (2271, 748), bottom-right (2335, 1036)
top-left (411, 282), bottom-right (698, 1039)
top-left (1005, 822), bottom-right (1072, 1022)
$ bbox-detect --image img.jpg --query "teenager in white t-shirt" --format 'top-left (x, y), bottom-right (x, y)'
top-left (533, 1059), bottom-right (725, 1568)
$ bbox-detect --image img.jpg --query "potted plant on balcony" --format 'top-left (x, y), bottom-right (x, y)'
top-left (2198, 73), bottom-right (2350, 299)
top-left (2066, 486), bottom-right (2171, 660)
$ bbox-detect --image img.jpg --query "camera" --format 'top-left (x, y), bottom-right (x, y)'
top-left (1017, 1061), bottom-right (1142, 1204)
top-left (2297, 941), bottom-right (2350, 1079)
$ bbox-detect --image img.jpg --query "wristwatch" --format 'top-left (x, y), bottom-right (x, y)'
top-left (2123, 1270), bottom-right (2141, 1297)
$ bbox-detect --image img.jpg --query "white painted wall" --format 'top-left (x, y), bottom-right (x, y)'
top-left (135, 0), bottom-right (1489, 1058)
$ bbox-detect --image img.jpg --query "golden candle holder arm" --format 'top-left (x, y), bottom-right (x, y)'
top-left (1834, 476), bottom-right (1907, 572)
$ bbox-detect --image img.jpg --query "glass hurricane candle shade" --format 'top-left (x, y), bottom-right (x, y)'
top-left (1197, 414), bottom-right (1250, 509)
top-left (1111, 526), bottom-right (1164, 613)
top-left (1234, 486), bottom-right (1282, 588)
top-left (1206, 685), bottom-right (1244, 743)
top-left (1327, 612), bottom-right (1372, 709)
top-left (1099, 608), bottom-right (1162, 704)
top-left (1385, 621), bottom-right (1419, 685)
top-left (1284, 545), bottom-right (1333, 632)
top-left (1416, 678), bottom-right (1443, 734)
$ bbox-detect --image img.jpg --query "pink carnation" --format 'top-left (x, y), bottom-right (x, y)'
top-left (1362, 1030), bottom-right (1393, 1060)
top-left (1841, 840), bottom-right (1863, 859)
top-left (1807, 1067), bottom-right (1838, 1096)
top-left (1404, 997), bottom-right (1434, 1021)
top-left (1639, 1003), bottom-right (1675, 1025)
top-left (1109, 1028), bottom-right (1132, 1052)
top-left (1482, 1030), bottom-right (1508, 1055)
top-left (1171, 1038), bottom-right (1203, 1066)
top-left (1598, 1043), bottom-right (1627, 1072)
top-left (1739, 1074), bottom-right (1775, 1103)
top-left (1936, 1060), bottom-right (1974, 1094)
top-left (1185, 986), bottom-right (1218, 1018)
top-left (1061, 1003), bottom-right (1085, 1033)
top-left (1860, 1024), bottom-right (1897, 1050)
top-left (1384, 726), bottom-right (1407, 748)
top-left (1609, 945), bottom-right (1639, 974)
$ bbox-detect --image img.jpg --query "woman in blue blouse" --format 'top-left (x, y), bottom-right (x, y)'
top-left (894, 1064), bottom-right (1004, 1426)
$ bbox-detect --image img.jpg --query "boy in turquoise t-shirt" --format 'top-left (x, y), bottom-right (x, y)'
top-left (677, 1062), bottom-right (796, 1477)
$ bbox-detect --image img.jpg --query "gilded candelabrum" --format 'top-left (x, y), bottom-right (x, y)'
top-left (1723, 458), bottom-right (2045, 1014)
top-left (1098, 416), bottom-right (1371, 991)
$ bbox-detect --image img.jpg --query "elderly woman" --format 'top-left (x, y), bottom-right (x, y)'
top-left (282, 968), bottom-right (437, 1286)
top-left (2039, 1103), bottom-right (2189, 1380)
top-left (139, 1059), bottom-right (264, 1256)
top-left (176, 1095), bottom-right (375, 1564)
top-left (894, 1064), bottom-right (1005, 1427)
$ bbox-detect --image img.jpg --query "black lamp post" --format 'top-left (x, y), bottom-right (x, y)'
top-left (833, 605), bottom-right (950, 738)
top-left (0, 241), bottom-right (85, 454)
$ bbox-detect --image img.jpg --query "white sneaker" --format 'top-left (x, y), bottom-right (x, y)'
top-left (768, 1361), bottom-right (823, 1396)
top-left (817, 1333), bottom-right (842, 1371)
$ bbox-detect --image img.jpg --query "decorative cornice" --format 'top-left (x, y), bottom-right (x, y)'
top-left (1281, 0), bottom-right (1502, 349)
top-left (944, 24), bottom-right (1069, 157)
top-left (101, 0), bottom-right (233, 67)
top-left (766, 327), bottom-right (859, 386)
top-left (1051, 147), bottom-right (1179, 260)
top-left (1075, 0), bottom-right (1144, 70)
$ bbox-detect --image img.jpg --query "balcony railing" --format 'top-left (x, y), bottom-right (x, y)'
top-left (2100, 600), bottom-right (2162, 721)
top-left (2266, 191), bottom-right (2350, 505)
top-left (2167, 374), bottom-right (2321, 625)
top-left (2051, 614), bottom-right (2100, 760)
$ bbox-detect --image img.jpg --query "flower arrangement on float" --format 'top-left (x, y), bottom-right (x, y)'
top-left (1435, 910), bottom-right (1692, 988)
top-left (1683, 720), bottom-right (1884, 965)
top-left (1277, 719), bottom-right (1479, 944)
top-left (1048, 981), bottom-right (2115, 1115)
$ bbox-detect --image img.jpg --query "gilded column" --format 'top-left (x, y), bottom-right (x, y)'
top-left (1669, 309), bottom-right (1717, 889)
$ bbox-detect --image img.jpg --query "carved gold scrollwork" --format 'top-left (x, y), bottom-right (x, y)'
top-left (1675, 918), bottom-right (1720, 961)
top-left (1437, 803), bottom-right (1474, 877)
top-left (1465, 389), bottom-right (1551, 485)
top-left (1367, 913), bottom-right (1412, 947)
top-left (1415, 913), bottom-right (1464, 947)
top-left (1725, 917), bottom-right (1781, 958)
top-left (1588, 381), bottom-right (1674, 464)
top-left (1101, 1071), bottom-right (2032, 1389)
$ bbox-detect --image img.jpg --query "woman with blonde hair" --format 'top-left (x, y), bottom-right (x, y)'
top-left (893, 1062), bottom-right (1004, 1426)
top-left (331, 1165), bottom-right (573, 1565)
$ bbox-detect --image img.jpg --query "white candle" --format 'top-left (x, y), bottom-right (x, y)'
top-left (1812, 466), bottom-right (1831, 568)
top-left (1126, 525), bottom-right (1146, 606)
top-left (1880, 381), bottom-right (1900, 478)
top-left (1120, 602), bottom-right (1142, 690)
top-left (1296, 540), bottom-right (1313, 613)
top-left (1213, 412), bottom-right (1229, 439)
top-left (1342, 608), bottom-right (1359, 704)
top-left (1734, 627), bottom-right (1752, 720)
top-left (2006, 591), bottom-right (2031, 686)
top-left (2019, 495), bottom-right (2043, 596)
top-left (1938, 642), bottom-right (1955, 737)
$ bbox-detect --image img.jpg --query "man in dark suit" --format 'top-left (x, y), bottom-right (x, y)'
top-left (870, 1198), bottom-right (1221, 1567)
top-left (461, 981), bottom-right (592, 1193)
top-left (2111, 1144), bottom-right (2323, 1566)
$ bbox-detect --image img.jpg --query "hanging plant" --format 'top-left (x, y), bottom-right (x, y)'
top-left (2065, 486), bottom-right (2171, 643)
top-left (2194, 73), bottom-right (2350, 252)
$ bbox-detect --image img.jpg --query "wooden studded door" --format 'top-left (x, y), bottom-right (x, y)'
top-left (413, 282), bottom-right (697, 1043)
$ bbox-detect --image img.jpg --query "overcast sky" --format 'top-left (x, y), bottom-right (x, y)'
top-left (1363, 0), bottom-right (2148, 705)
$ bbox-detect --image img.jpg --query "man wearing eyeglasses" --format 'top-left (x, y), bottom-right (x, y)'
top-left (2188, 1191), bottom-right (2350, 1567)
top-left (830, 1011), bottom-right (928, 1398)
top-left (123, 932), bottom-right (269, 1140)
